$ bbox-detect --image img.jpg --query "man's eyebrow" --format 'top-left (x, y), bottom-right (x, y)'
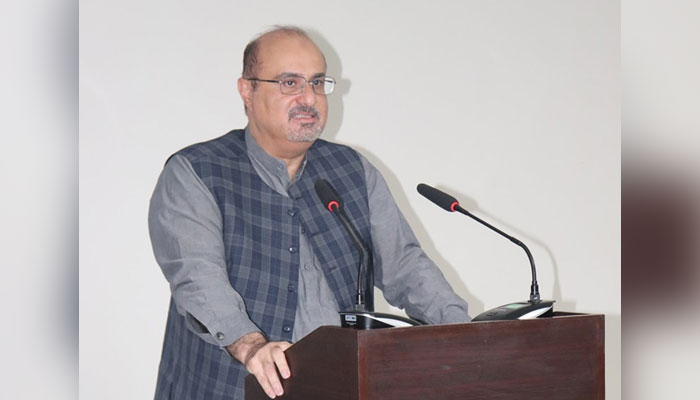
top-left (275, 72), bottom-right (303, 79)
top-left (274, 72), bottom-right (326, 79)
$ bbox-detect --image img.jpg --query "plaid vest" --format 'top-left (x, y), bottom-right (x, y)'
top-left (155, 129), bottom-right (372, 399)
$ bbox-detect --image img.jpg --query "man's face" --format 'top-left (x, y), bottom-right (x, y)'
top-left (240, 33), bottom-right (329, 148)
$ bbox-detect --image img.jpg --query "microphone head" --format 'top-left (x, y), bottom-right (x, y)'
top-left (417, 183), bottom-right (460, 212)
top-left (314, 179), bottom-right (342, 212)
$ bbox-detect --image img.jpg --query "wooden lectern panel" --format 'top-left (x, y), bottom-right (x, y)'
top-left (245, 313), bottom-right (604, 400)
top-left (245, 327), bottom-right (360, 400)
top-left (358, 313), bottom-right (604, 399)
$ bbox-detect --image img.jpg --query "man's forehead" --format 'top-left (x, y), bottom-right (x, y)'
top-left (256, 33), bottom-right (326, 73)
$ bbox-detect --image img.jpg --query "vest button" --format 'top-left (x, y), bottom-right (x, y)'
top-left (288, 246), bottom-right (297, 253)
top-left (300, 227), bottom-right (306, 234)
top-left (283, 325), bottom-right (292, 333)
top-left (287, 209), bottom-right (297, 217)
top-left (288, 284), bottom-right (295, 292)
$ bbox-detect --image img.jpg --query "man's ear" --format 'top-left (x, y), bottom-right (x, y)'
top-left (238, 77), bottom-right (252, 109)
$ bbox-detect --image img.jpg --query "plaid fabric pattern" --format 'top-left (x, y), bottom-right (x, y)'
top-left (155, 130), bottom-right (372, 399)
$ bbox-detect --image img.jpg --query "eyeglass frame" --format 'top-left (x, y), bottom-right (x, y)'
top-left (244, 75), bottom-right (336, 95)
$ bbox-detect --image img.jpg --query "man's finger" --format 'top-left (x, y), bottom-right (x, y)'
top-left (243, 341), bottom-right (292, 398)
top-left (248, 361), bottom-right (277, 399)
top-left (262, 361), bottom-right (284, 397)
top-left (255, 374), bottom-right (277, 399)
top-left (247, 358), bottom-right (277, 399)
top-left (271, 346), bottom-right (291, 379)
top-left (278, 342), bottom-right (292, 351)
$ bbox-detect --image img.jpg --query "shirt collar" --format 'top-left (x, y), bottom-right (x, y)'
top-left (244, 126), bottom-right (308, 184)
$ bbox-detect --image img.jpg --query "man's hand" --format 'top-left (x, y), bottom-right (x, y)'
top-left (227, 332), bottom-right (292, 399)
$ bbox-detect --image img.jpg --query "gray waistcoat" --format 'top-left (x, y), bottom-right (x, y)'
top-left (155, 129), bottom-right (372, 399)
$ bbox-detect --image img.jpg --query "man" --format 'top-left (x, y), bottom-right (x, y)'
top-left (149, 26), bottom-right (470, 400)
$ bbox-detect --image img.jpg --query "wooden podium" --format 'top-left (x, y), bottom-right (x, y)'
top-left (245, 312), bottom-right (604, 399)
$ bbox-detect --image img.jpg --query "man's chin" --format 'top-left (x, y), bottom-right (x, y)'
top-left (288, 125), bottom-right (324, 142)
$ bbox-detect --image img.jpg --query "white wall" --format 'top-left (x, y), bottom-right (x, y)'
top-left (80, 1), bottom-right (620, 398)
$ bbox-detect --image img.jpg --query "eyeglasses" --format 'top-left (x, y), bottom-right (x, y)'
top-left (245, 76), bottom-right (336, 95)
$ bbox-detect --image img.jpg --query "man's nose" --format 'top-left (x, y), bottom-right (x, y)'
top-left (295, 82), bottom-right (317, 105)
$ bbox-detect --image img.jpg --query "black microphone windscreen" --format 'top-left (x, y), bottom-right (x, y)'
top-left (314, 179), bottom-right (343, 210)
top-left (417, 183), bottom-right (459, 212)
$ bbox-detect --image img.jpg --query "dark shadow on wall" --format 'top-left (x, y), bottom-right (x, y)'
top-left (443, 189), bottom-right (573, 313)
top-left (350, 145), bottom-right (484, 317)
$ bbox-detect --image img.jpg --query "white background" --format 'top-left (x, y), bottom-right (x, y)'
top-left (79, 1), bottom-right (620, 399)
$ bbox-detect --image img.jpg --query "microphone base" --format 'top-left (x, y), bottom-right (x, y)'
top-left (472, 300), bottom-right (555, 322)
top-left (339, 311), bottom-right (424, 329)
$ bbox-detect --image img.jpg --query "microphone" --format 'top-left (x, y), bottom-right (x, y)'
top-left (314, 179), bottom-right (422, 329)
top-left (417, 183), bottom-right (554, 321)
top-left (416, 183), bottom-right (461, 212)
top-left (314, 179), bottom-right (369, 310)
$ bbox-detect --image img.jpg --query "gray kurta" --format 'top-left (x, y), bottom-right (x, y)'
top-left (149, 128), bottom-right (470, 349)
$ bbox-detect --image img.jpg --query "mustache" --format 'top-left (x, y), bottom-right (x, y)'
top-left (288, 106), bottom-right (320, 120)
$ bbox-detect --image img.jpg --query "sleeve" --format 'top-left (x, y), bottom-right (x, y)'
top-left (148, 154), bottom-right (262, 348)
top-left (360, 156), bottom-right (471, 324)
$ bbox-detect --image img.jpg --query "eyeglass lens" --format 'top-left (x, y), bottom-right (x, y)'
top-left (280, 77), bottom-right (334, 95)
